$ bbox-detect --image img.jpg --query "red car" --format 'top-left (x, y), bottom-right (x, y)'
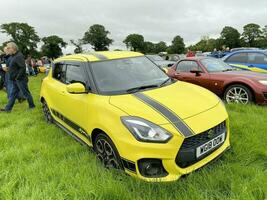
top-left (167, 57), bottom-right (267, 105)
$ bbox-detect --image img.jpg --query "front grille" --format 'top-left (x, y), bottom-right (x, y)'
top-left (176, 121), bottom-right (227, 168)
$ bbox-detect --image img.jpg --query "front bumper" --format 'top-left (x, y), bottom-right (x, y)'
top-left (116, 103), bottom-right (230, 182)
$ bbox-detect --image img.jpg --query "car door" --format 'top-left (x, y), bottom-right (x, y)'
top-left (174, 60), bottom-right (209, 87)
top-left (46, 62), bottom-right (68, 115)
top-left (247, 52), bottom-right (267, 72)
top-left (225, 52), bottom-right (248, 70)
top-left (58, 61), bottom-right (91, 141)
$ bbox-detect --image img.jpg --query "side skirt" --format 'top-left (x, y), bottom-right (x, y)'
top-left (54, 120), bottom-right (90, 147)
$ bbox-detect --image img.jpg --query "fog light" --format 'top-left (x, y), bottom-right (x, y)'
top-left (138, 159), bottom-right (168, 178)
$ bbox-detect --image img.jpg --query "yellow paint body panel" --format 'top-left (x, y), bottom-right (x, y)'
top-left (40, 51), bottom-right (230, 182)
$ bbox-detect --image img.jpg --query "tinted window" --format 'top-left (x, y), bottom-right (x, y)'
top-left (65, 64), bottom-right (85, 84)
top-left (176, 61), bottom-right (201, 72)
top-left (53, 63), bottom-right (66, 83)
top-left (247, 53), bottom-right (267, 64)
top-left (226, 53), bottom-right (248, 63)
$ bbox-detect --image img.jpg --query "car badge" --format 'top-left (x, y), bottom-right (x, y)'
top-left (207, 129), bottom-right (214, 139)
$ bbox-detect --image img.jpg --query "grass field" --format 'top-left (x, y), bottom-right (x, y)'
top-left (0, 74), bottom-right (266, 200)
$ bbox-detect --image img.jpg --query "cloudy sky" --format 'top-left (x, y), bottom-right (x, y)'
top-left (0, 0), bottom-right (267, 53)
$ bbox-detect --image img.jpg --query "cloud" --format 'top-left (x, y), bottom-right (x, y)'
top-left (0, 0), bottom-right (266, 53)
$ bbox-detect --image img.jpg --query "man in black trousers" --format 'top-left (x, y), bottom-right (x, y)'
top-left (0, 42), bottom-right (35, 112)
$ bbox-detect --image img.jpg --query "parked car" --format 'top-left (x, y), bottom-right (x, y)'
top-left (146, 55), bottom-right (176, 68)
top-left (40, 51), bottom-right (230, 182)
top-left (222, 50), bottom-right (267, 73)
top-left (167, 57), bottom-right (267, 105)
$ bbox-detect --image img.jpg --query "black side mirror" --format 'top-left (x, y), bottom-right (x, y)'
top-left (190, 70), bottom-right (202, 76)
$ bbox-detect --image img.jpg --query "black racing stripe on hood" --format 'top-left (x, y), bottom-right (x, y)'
top-left (133, 93), bottom-right (194, 137)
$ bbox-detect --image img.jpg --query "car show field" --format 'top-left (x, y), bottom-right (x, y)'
top-left (0, 74), bottom-right (266, 200)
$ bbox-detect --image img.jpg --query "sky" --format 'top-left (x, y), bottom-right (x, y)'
top-left (0, 0), bottom-right (267, 54)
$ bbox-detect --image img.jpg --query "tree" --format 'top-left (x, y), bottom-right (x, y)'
top-left (242, 23), bottom-right (262, 47)
top-left (70, 39), bottom-right (83, 54)
top-left (123, 34), bottom-right (145, 52)
top-left (168, 35), bottom-right (185, 54)
top-left (82, 24), bottom-right (113, 51)
top-left (143, 41), bottom-right (155, 54)
top-left (154, 41), bottom-right (167, 53)
top-left (220, 26), bottom-right (240, 48)
top-left (41, 35), bottom-right (67, 59)
top-left (0, 22), bottom-right (40, 56)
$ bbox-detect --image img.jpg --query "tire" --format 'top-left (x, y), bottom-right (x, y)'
top-left (93, 133), bottom-right (123, 170)
top-left (224, 84), bottom-right (253, 104)
top-left (42, 100), bottom-right (54, 123)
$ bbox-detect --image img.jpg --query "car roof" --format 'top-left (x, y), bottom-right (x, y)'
top-left (55, 51), bottom-right (144, 62)
top-left (227, 49), bottom-right (267, 54)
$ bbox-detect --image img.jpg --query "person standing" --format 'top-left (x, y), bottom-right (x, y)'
top-left (186, 49), bottom-right (195, 57)
top-left (2, 47), bottom-right (25, 102)
top-left (0, 42), bottom-right (35, 112)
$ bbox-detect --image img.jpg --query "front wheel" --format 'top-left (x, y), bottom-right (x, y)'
top-left (224, 84), bottom-right (253, 104)
top-left (94, 133), bottom-right (123, 170)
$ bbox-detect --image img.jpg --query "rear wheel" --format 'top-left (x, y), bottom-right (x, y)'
top-left (93, 133), bottom-right (123, 170)
top-left (224, 84), bottom-right (253, 104)
top-left (42, 100), bottom-right (53, 123)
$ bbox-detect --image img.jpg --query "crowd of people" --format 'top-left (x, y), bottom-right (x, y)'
top-left (0, 42), bottom-right (36, 112)
top-left (185, 46), bottom-right (231, 58)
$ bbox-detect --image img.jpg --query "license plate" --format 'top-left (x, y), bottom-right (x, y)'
top-left (196, 132), bottom-right (225, 158)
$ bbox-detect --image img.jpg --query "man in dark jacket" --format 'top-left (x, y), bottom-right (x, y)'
top-left (0, 42), bottom-right (35, 112)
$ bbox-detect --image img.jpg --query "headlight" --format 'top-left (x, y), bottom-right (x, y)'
top-left (121, 116), bottom-right (172, 143)
top-left (259, 80), bottom-right (267, 86)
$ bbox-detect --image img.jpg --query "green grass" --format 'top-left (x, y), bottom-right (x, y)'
top-left (0, 74), bottom-right (266, 200)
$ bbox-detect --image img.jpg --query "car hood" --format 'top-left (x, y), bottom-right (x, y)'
top-left (214, 70), bottom-right (267, 80)
top-left (109, 81), bottom-right (219, 125)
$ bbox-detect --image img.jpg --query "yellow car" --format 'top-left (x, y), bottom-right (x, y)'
top-left (40, 51), bottom-right (230, 182)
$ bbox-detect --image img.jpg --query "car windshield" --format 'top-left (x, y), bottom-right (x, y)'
top-left (91, 56), bottom-right (171, 95)
top-left (147, 55), bottom-right (164, 61)
top-left (201, 58), bottom-right (233, 72)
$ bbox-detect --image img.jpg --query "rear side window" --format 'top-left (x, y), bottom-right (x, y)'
top-left (247, 53), bottom-right (267, 64)
top-left (53, 63), bottom-right (66, 83)
top-left (226, 53), bottom-right (248, 63)
top-left (176, 61), bottom-right (201, 72)
top-left (65, 64), bottom-right (85, 85)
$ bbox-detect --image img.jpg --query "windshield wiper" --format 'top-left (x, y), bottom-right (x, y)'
top-left (159, 77), bottom-right (172, 87)
top-left (126, 84), bottom-right (159, 93)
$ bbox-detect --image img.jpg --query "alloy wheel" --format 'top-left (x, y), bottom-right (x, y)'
top-left (42, 101), bottom-right (53, 123)
top-left (225, 86), bottom-right (250, 104)
top-left (94, 134), bottom-right (122, 170)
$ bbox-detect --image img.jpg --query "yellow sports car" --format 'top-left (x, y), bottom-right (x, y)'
top-left (40, 51), bottom-right (230, 182)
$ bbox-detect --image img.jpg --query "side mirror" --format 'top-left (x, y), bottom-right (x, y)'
top-left (66, 83), bottom-right (86, 94)
top-left (190, 70), bottom-right (202, 76)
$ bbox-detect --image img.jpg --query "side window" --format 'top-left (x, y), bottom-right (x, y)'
top-left (53, 63), bottom-right (66, 83)
top-left (226, 53), bottom-right (248, 63)
top-left (65, 64), bottom-right (85, 85)
top-left (176, 61), bottom-right (201, 72)
top-left (248, 53), bottom-right (267, 64)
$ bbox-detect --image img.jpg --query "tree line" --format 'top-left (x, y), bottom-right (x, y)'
top-left (0, 22), bottom-right (267, 59)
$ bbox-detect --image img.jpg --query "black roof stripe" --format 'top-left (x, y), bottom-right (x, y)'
top-left (86, 53), bottom-right (108, 60)
top-left (133, 93), bottom-right (194, 137)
